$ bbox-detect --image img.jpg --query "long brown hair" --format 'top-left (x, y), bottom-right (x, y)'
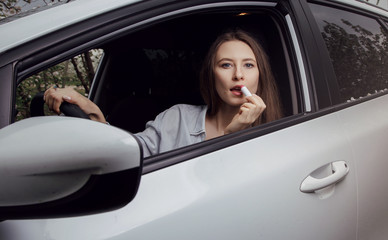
top-left (200, 29), bottom-right (283, 125)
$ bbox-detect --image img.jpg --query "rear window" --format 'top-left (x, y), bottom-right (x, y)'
top-left (309, 3), bottom-right (388, 102)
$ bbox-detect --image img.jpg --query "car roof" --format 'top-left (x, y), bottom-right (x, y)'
top-left (0, 0), bottom-right (386, 56)
top-left (0, 0), bottom-right (141, 54)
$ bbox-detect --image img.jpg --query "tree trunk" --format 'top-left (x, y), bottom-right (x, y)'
top-left (71, 57), bottom-right (90, 93)
top-left (83, 52), bottom-right (95, 84)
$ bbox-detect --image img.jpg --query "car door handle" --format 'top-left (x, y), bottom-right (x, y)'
top-left (300, 161), bottom-right (349, 193)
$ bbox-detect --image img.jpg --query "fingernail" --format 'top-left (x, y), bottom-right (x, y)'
top-left (63, 96), bottom-right (71, 101)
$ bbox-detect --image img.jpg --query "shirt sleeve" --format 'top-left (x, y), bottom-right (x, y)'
top-left (134, 104), bottom-right (205, 158)
top-left (134, 106), bottom-right (180, 157)
top-left (134, 118), bottom-right (162, 158)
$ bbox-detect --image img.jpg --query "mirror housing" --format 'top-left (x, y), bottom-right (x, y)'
top-left (0, 117), bottom-right (142, 219)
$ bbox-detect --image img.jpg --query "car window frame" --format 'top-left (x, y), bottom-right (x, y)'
top-left (0, 64), bottom-right (14, 128)
top-left (9, 0), bottom-right (322, 173)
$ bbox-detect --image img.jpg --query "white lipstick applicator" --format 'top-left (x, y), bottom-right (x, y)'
top-left (241, 86), bottom-right (252, 97)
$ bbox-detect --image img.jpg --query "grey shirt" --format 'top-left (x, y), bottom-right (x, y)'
top-left (135, 104), bottom-right (207, 157)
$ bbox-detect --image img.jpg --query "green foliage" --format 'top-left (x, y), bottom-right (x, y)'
top-left (1, 0), bottom-right (30, 18)
top-left (15, 50), bottom-right (103, 121)
top-left (0, 0), bottom-right (69, 19)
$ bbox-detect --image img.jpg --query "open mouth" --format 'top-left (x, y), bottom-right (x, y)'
top-left (230, 85), bottom-right (243, 92)
top-left (230, 85), bottom-right (244, 96)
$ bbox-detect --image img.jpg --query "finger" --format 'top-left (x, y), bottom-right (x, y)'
top-left (62, 95), bottom-right (72, 103)
top-left (237, 108), bottom-right (256, 124)
top-left (47, 92), bottom-right (63, 114)
top-left (46, 97), bottom-right (54, 111)
top-left (245, 94), bottom-right (262, 105)
top-left (53, 97), bottom-right (62, 114)
top-left (241, 102), bottom-right (256, 110)
top-left (43, 87), bottom-right (55, 102)
top-left (240, 102), bottom-right (265, 120)
top-left (246, 95), bottom-right (266, 111)
top-left (240, 103), bottom-right (259, 118)
top-left (44, 85), bottom-right (59, 97)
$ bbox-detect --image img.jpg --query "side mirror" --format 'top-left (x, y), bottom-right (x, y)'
top-left (0, 117), bottom-right (142, 219)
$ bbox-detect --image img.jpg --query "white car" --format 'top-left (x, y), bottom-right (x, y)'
top-left (0, 0), bottom-right (388, 239)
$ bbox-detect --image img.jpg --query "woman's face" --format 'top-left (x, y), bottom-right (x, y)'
top-left (213, 40), bottom-right (259, 108)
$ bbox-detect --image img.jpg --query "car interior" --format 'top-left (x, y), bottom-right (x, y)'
top-left (16, 8), bottom-right (301, 138)
top-left (90, 9), bottom-right (301, 133)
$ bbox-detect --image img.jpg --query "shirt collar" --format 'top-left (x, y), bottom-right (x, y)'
top-left (190, 105), bottom-right (207, 136)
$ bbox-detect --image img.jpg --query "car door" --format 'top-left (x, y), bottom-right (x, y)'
top-left (0, 115), bottom-right (357, 240)
top-left (0, 0), bottom-right (358, 239)
top-left (339, 96), bottom-right (388, 240)
top-left (308, 2), bottom-right (388, 239)
top-left (139, 115), bottom-right (356, 240)
top-left (114, 114), bottom-right (356, 240)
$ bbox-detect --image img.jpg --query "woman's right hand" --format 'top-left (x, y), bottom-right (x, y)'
top-left (224, 94), bottom-right (266, 134)
top-left (44, 86), bottom-right (106, 123)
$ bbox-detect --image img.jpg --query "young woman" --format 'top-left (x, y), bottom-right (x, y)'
top-left (44, 30), bottom-right (283, 157)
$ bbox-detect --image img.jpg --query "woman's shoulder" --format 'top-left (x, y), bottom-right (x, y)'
top-left (155, 104), bottom-right (206, 125)
top-left (167, 104), bottom-right (207, 114)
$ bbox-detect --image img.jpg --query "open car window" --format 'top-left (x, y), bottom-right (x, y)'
top-left (15, 49), bottom-right (103, 121)
top-left (15, 6), bottom-right (301, 158)
top-left (94, 10), bottom-right (300, 134)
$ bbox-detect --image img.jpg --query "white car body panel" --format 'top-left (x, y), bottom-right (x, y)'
top-left (0, 117), bottom-right (140, 206)
top-left (0, 112), bottom-right (357, 239)
top-left (338, 95), bottom-right (388, 239)
top-left (0, 0), bottom-right (387, 239)
top-left (0, 0), bottom-right (385, 55)
top-left (0, 0), bottom-right (140, 54)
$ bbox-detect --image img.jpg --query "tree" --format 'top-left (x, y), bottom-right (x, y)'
top-left (321, 20), bottom-right (388, 102)
top-left (0, 0), bottom-right (27, 18)
top-left (1, 0), bottom-right (71, 19)
top-left (2, 0), bottom-right (101, 121)
top-left (15, 50), bottom-right (103, 120)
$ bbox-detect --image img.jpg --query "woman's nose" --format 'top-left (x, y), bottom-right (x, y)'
top-left (233, 67), bottom-right (244, 80)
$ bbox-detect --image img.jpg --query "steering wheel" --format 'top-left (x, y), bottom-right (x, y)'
top-left (30, 92), bottom-right (90, 119)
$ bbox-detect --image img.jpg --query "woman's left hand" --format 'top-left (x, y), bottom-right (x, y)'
top-left (224, 94), bottom-right (266, 134)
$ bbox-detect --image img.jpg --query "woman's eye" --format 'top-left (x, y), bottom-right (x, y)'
top-left (221, 63), bottom-right (232, 68)
top-left (245, 63), bottom-right (255, 68)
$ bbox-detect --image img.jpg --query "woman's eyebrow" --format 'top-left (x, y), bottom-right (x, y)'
top-left (217, 57), bottom-right (256, 62)
top-left (242, 58), bottom-right (257, 62)
top-left (216, 58), bottom-right (233, 63)
top-left (216, 57), bottom-right (256, 63)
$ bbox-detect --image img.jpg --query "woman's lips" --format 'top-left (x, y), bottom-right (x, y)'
top-left (230, 85), bottom-right (244, 96)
